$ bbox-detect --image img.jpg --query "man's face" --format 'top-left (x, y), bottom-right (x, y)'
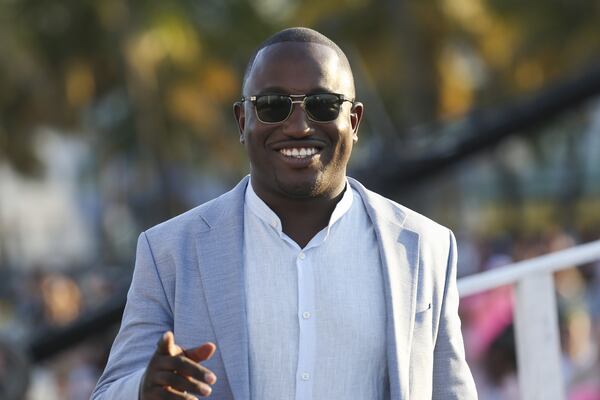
top-left (235, 42), bottom-right (363, 201)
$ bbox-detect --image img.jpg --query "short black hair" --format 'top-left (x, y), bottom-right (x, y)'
top-left (242, 27), bottom-right (354, 94)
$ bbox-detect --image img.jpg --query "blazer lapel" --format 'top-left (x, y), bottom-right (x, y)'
top-left (349, 178), bottom-right (420, 400)
top-left (195, 177), bottom-right (250, 400)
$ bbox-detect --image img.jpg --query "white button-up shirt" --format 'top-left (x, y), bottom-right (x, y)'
top-left (244, 179), bottom-right (389, 400)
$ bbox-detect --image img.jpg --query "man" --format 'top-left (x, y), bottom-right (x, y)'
top-left (92, 27), bottom-right (477, 399)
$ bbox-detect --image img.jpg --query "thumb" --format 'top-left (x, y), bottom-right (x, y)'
top-left (185, 342), bottom-right (217, 363)
top-left (156, 331), bottom-right (179, 356)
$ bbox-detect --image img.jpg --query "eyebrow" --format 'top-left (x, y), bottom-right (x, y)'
top-left (255, 86), bottom-right (287, 95)
top-left (255, 86), bottom-right (335, 95)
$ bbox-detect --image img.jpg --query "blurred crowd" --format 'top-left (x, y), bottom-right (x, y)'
top-left (0, 266), bottom-right (127, 400)
top-left (459, 227), bottom-right (600, 399)
top-left (0, 227), bottom-right (599, 399)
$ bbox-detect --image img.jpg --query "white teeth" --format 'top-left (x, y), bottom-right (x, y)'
top-left (279, 147), bottom-right (319, 158)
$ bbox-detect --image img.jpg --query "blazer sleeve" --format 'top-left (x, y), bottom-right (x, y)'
top-left (91, 232), bottom-right (173, 400)
top-left (432, 229), bottom-right (478, 399)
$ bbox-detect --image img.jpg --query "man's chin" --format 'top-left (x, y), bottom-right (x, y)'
top-left (275, 177), bottom-right (322, 199)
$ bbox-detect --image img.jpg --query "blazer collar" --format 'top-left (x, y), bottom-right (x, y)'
top-left (195, 176), bottom-right (250, 400)
top-left (349, 177), bottom-right (420, 400)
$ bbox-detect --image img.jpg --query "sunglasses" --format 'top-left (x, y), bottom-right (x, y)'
top-left (240, 93), bottom-right (354, 124)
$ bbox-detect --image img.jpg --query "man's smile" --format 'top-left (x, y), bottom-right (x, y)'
top-left (270, 139), bottom-right (326, 165)
top-left (274, 145), bottom-right (323, 168)
top-left (279, 147), bottom-right (319, 158)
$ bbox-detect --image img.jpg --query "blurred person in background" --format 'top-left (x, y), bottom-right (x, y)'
top-left (92, 27), bottom-right (477, 399)
top-left (0, 336), bottom-right (29, 400)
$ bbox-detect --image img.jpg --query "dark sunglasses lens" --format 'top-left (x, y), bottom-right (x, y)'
top-left (255, 95), bottom-right (292, 123)
top-left (305, 94), bottom-right (341, 121)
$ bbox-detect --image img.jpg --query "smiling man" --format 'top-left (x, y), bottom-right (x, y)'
top-left (92, 27), bottom-right (477, 400)
top-left (236, 37), bottom-right (361, 249)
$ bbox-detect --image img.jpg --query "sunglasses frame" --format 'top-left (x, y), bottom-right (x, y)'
top-left (240, 93), bottom-right (354, 124)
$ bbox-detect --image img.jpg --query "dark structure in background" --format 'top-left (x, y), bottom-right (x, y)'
top-left (354, 61), bottom-right (600, 195)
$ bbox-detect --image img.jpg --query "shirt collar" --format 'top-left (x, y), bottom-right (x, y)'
top-left (245, 178), bottom-right (354, 238)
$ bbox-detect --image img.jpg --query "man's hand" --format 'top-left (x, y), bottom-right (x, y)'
top-left (140, 331), bottom-right (217, 399)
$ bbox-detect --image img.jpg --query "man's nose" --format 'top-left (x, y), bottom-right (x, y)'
top-left (281, 102), bottom-right (311, 137)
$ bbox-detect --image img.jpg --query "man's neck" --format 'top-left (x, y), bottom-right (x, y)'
top-left (254, 183), bottom-right (346, 248)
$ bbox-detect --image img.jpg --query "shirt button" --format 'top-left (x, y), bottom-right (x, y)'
top-left (301, 373), bottom-right (310, 381)
top-left (298, 252), bottom-right (306, 260)
top-left (271, 220), bottom-right (278, 228)
top-left (302, 311), bottom-right (311, 319)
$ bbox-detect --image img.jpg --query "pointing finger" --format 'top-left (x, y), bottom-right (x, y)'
top-left (185, 342), bottom-right (217, 363)
top-left (156, 331), bottom-right (179, 356)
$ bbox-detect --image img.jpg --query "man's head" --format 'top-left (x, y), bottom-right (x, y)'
top-left (241, 27), bottom-right (355, 96)
top-left (234, 27), bottom-right (363, 201)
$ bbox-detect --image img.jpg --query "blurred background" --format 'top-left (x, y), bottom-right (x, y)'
top-left (1, 0), bottom-right (600, 398)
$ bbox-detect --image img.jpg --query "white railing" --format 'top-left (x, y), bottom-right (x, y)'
top-left (457, 239), bottom-right (600, 400)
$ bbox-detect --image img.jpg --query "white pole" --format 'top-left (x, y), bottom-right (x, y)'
top-left (513, 273), bottom-right (565, 400)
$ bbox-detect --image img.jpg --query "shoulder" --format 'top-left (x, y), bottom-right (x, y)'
top-left (349, 177), bottom-right (451, 239)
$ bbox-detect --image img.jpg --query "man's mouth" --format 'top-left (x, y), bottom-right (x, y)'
top-left (279, 147), bottom-right (319, 159)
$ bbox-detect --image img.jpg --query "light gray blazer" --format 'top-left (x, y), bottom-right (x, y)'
top-left (91, 176), bottom-right (477, 399)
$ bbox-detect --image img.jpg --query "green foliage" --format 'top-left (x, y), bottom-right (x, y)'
top-left (1, 0), bottom-right (599, 176)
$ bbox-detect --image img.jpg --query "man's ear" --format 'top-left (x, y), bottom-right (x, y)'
top-left (350, 102), bottom-right (364, 139)
top-left (233, 101), bottom-right (245, 143)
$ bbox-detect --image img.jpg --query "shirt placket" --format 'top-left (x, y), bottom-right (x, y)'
top-left (295, 249), bottom-right (316, 400)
